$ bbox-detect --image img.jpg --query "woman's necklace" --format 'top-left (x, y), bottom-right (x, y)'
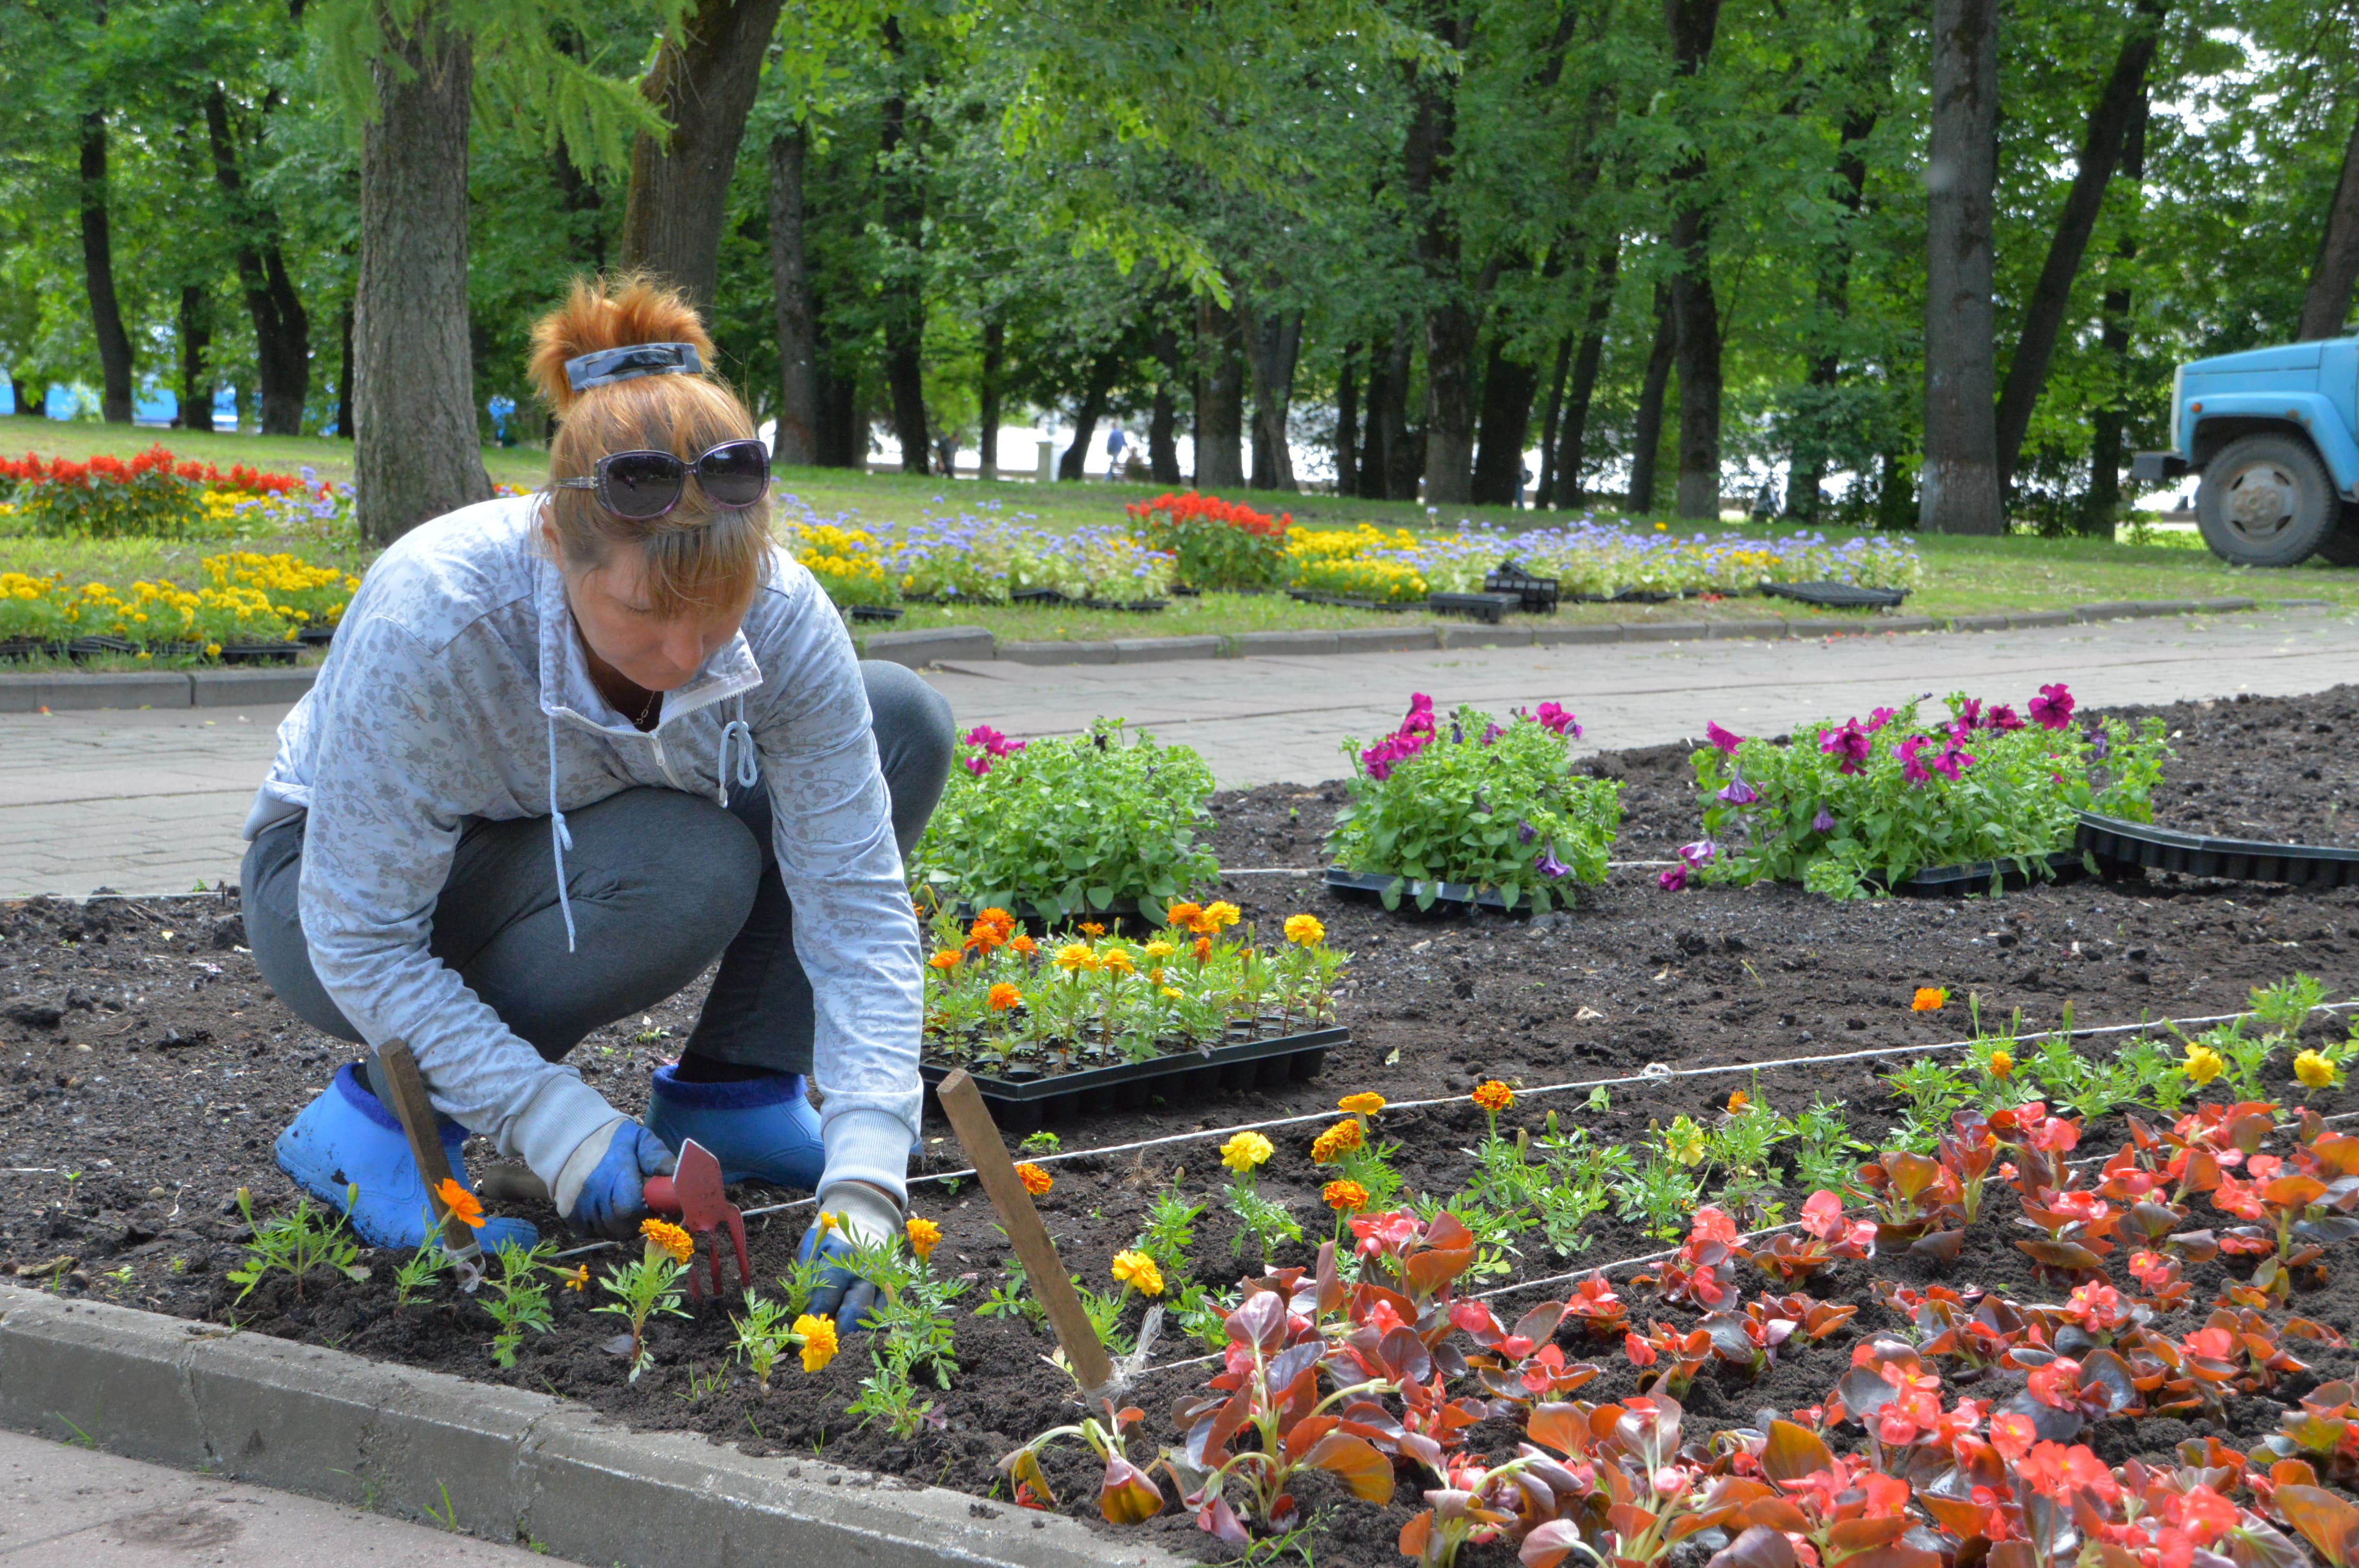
top-left (629, 684), bottom-right (659, 729)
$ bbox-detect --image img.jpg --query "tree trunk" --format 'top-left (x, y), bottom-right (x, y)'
top-left (1554, 242), bottom-right (1620, 508)
top-left (979, 318), bottom-right (1004, 480)
top-left (815, 356), bottom-right (861, 468)
top-left (1058, 350), bottom-right (1121, 481)
top-left (1790, 60), bottom-right (1881, 521)
top-left (1242, 302), bottom-right (1302, 491)
top-left (1920, 0), bottom-right (2004, 535)
top-left (1377, 325), bottom-right (1418, 499)
top-left (1195, 294), bottom-right (1246, 489)
top-left (1534, 336), bottom-right (1570, 506)
top-left (1994, 0), bottom-right (2163, 491)
top-left (1663, 0), bottom-right (1725, 520)
top-left (1629, 283), bottom-right (1676, 513)
top-left (1405, 16), bottom-right (1475, 504)
top-left (1334, 340), bottom-right (1361, 497)
top-left (766, 126), bottom-right (819, 467)
top-left (1471, 335), bottom-right (1538, 505)
top-left (78, 111), bottom-right (134, 424)
top-left (619, 0), bottom-right (789, 309)
top-left (355, 12), bottom-right (489, 544)
top-left (177, 285), bottom-right (213, 432)
top-left (206, 88), bottom-right (310, 435)
top-left (2299, 110), bottom-right (2359, 339)
top-left (876, 36), bottom-right (929, 475)
top-left (333, 302), bottom-right (353, 438)
top-left (2085, 92), bottom-right (2147, 536)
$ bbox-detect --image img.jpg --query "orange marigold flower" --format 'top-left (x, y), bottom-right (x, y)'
top-left (1338, 1092), bottom-right (1387, 1116)
top-left (927, 950), bottom-right (961, 972)
top-left (905, 1216), bottom-right (942, 1262)
top-left (1100, 949), bottom-right (1137, 976)
top-left (1193, 937), bottom-right (1211, 961)
top-left (1009, 934), bottom-right (1038, 955)
top-left (1726, 1090), bottom-right (1749, 1114)
top-left (1471, 1080), bottom-right (1515, 1114)
top-left (434, 1177), bottom-right (485, 1228)
top-left (1015, 1162), bottom-right (1054, 1196)
top-left (1080, 921), bottom-right (1106, 937)
top-left (564, 1264), bottom-right (589, 1292)
top-left (988, 981), bottom-right (1023, 1012)
top-left (965, 924), bottom-right (1004, 954)
top-left (1323, 1179), bottom-right (1369, 1213)
top-left (640, 1217), bottom-right (694, 1265)
top-left (1911, 986), bottom-right (1948, 1012)
top-left (1310, 1119), bottom-right (1365, 1164)
top-left (975, 907), bottom-right (1016, 940)
top-left (1165, 901), bottom-right (1204, 930)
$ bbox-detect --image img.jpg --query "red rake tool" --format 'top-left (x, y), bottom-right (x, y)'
top-left (642, 1138), bottom-right (749, 1303)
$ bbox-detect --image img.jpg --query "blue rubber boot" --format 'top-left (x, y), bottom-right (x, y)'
top-left (274, 1063), bottom-right (539, 1253)
top-left (645, 1064), bottom-right (826, 1190)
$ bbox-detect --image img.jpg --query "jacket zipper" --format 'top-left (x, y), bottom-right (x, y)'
top-left (647, 726), bottom-right (691, 793)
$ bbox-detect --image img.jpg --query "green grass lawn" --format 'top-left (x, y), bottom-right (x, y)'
top-left (6, 414), bottom-right (2356, 643)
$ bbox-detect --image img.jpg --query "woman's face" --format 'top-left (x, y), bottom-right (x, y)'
top-left (547, 521), bottom-right (745, 693)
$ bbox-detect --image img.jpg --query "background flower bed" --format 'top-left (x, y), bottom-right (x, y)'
top-left (1, 550), bottom-right (359, 655)
top-left (0, 445), bottom-right (353, 540)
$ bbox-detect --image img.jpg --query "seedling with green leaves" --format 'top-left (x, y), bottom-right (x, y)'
top-left (225, 1186), bottom-right (370, 1304)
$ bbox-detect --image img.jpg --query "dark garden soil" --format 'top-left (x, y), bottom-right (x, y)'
top-left (6, 683), bottom-right (2359, 1563)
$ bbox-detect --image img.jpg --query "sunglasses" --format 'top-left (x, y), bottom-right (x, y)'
top-left (550, 440), bottom-right (772, 521)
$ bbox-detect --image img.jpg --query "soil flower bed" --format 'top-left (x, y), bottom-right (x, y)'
top-left (6, 686), bottom-right (2359, 1567)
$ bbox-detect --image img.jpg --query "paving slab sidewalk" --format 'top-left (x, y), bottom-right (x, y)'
top-left (5, 605), bottom-right (2356, 898)
top-left (0, 1425), bottom-right (541, 1564)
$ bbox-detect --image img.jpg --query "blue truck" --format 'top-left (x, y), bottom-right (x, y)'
top-left (2133, 333), bottom-right (2359, 567)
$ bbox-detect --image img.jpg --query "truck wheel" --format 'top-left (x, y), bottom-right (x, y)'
top-left (2316, 504), bottom-right (2359, 567)
top-left (2196, 433), bottom-right (2339, 566)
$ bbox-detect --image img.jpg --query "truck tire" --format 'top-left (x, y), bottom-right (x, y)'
top-left (2195, 432), bottom-right (2339, 566)
top-left (2316, 504), bottom-right (2359, 567)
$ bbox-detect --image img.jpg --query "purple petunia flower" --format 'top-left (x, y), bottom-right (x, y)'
top-left (1717, 770), bottom-right (1757, 805)
top-left (1812, 804), bottom-right (1836, 833)
top-left (1866, 707), bottom-right (1899, 732)
top-left (1677, 839), bottom-right (1717, 869)
top-left (1897, 735), bottom-right (1934, 785)
top-left (1518, 821), bottom-right (1538, 844)
top-left (1481, 722), bottom-right (1504, 746)
top-left (1705, 720), bottom-right (1745, 754)
top-left (2085, 722), bottom-right (2110, 760)
top-left (1819, 721), bottom-right (1873, 775)
top-left (2030, 682), bottom-right (2075, 731)
top-left (1530, 701), bottom-right (1582, 737)
top-left (1986, 704), bottom-right (2025, 732)
top-left (1536, 849), bottom-right (1571, 879)
top-left (1658, 864), bottom-right (1689, 892)
top-left (1954, 697), bottom-right (1984, 731)
top-left (1931, 741), bottom-right (1974, 781)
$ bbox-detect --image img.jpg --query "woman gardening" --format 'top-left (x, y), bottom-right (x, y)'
top-left (245, 275), bottom-right (952, 1333)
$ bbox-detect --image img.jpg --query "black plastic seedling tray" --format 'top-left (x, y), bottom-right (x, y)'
top-left (919, 1024), bottom-right (1344, 1133)
top-left (1286, 589), bottom-right (1421, 613)
top-left (1483, 562), bottom-right (1560, 612)
top-left (2077, 812), bottom-right (2359, 888)
top-left (1428, 592), bottom-right (1525, 624)
top-left (1325, 866), bottom-right (1540, 913)
top-left (1761, 580), bottom-right (1908, 609)
top-left (1881, 851), bottom-right (2093, 897)
top-left (848, 604), bottom-right (904, 622)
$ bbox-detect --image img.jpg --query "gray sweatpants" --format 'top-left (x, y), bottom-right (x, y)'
top-left (242, 660), bottom-right (955, 1079)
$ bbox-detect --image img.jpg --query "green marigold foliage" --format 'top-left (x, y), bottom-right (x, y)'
top-left (910, 717), bottom-right (1219, 921)
top-left (1690, 689), bottom-right (2168, 900)
top-left (1328, 699), bottom-right (1621, 913)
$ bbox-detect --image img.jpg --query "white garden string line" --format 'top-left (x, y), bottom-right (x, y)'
top-left (1217, 863), bottom-right (1680, 872)
top-left (541, 997), bottom-right (2359, 1260)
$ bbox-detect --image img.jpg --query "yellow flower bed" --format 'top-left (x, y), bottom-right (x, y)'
top-left (0, 552), bottom-right (357, 655)
top-left (783, 522), bottom-right (897, 609)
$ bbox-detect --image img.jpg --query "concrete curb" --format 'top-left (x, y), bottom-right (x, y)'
top-left (0, 596), bottom-right (2286, 706)
top-left (0, 1286), bottom-right (1180, 1568)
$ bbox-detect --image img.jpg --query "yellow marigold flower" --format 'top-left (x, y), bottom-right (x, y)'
top-left (1911, 987), bottom-right (1948, 1012)
top-left (1143, 940), bottom-right (1175, 960)
top-left (433, 1177), bottom-right (484, 1228)
top-left (905, 1216), bottom-right (942, 1261)
top-left (1015, 1162), bottom-right (1054, 1196)
top-left (988, 982), bottom-right (1023, 1012)
top-left (1203, 901), bottom-right (1241, 930)
top-left (1310, 1119), bottom-right (1364, 1165)
top-left (1165, 901), bottom-right (1204, 930)
top-left (640, 1217), bottom-right (694, 1265)
top-left (2296, 1050), bottom-right (2337, 1089)
top-left (1665, 1119), bottom-right (1708, 1168)
top-left (1987, 1049), bottom-right (2014, 1079)
top-left (1471, 1080), bottom-right (1515, 1114)
top-left (1100, 948), bottom-right (1137, 976)
top-left (1055, 943), bottom-right (1097, 973)
top-left (1284, 914), bottom-right (1326, 947)
top-left (564, 1264), bottom-right (588, 1292)
top-left (1110, 1249), bottom-right (1164, 1297)
top-left (1161, 986), bottom-right (1183, 1000)
top-left (1338, 1092), bottom-right (1385, 1117)
top-left (794, 1313), bottom-right (839, 1373)
top-left (2183, 1043), bottom-right (2226, 1087)
top-left (1323, 1179), bottom-right (1369, 1213)
top-left (1220, 1131), bottom-right (1274, 1172)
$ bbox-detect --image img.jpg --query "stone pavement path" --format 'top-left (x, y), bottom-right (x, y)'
top-left (0, 1426), bottom-right (541, 1564)
top-left (5, 604), bottom-right (2355, 898)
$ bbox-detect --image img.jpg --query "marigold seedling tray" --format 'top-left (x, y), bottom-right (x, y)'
top-left (918, 1023), bottom-right (1344, 1132)
top-left (2076, 811), bottom-right (2359, 888)
top-left (1324, 866), bottom-right (1533, 913)
top-left (1427, 591), bottom-right (1525, 624)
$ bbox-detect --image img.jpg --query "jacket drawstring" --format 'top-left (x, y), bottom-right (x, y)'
top-left (717, 698), bottom-right (758, 808)
top-left (547, 712), bottom-right (578, 953)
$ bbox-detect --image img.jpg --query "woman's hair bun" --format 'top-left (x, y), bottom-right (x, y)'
top-left (528, 272), bottom-right (718, 414)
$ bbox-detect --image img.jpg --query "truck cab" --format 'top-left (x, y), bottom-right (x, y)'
top-left (2133, 334), bottom-right (2359, 567)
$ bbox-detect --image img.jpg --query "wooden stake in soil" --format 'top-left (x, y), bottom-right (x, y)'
top-left (933, 1068), bottom-right (1114, 1392)
top-left (374, 1039), bottom-right (482, 1271)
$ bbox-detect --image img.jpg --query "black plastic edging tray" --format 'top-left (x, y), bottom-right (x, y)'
top-left (1428, 592), bottom-right (1525, 624)
top-left (1880, 851), bottom-right (2092, 897)
top-left (919, 1024), bottom-right (1344, 1132)
top-left (1761, 580), bottom-right (1908, 609)
top-left (2077, 812), bottom-right (2359, 889)
top-left (1325, 866), bottom-right (1542, 913)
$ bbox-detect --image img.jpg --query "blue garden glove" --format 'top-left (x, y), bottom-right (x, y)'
top-left (797, 1182), bottom-right (902, 1335)
top-left (555, 1119), bottom-right (677, 1237)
